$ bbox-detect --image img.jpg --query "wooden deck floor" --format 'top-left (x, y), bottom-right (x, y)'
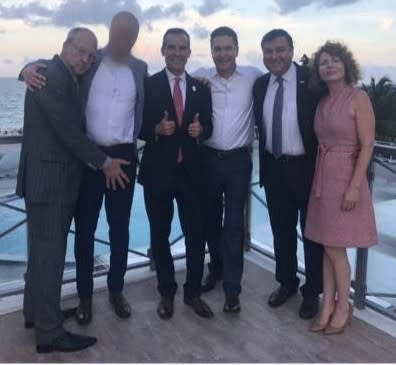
top-left (1, 255), bottom-right (396, 363)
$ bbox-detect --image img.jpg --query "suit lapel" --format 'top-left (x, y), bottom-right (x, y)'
top-left (128, 56), bottom-right (142, 106)
top-left (159, 69), bottom-right (178, 121)
top-left (182, 74), bottom-right (194, 127)
top-left (295, 63), bottom-right (307, 136)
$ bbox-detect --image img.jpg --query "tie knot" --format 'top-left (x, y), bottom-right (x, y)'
top-left (175, 77), bottom-right (181, 84)
top-left (276, 76), bottom-right (283, 84)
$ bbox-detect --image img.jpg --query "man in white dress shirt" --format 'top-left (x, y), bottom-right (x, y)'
top-left (194, 27), bottom-right (262, 312)
top-left (71, 12), bottom-right (147, 324)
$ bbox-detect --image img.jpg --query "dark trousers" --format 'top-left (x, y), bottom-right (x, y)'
top-left (262, 152), bottom-right (323, 297)
top-left (204, 147), bottom-right (252, 297)
top-left (24, 201), bottom-right (74, 345)
top-left (143, 164), bottom-right (205, 300)
top-left (74, 144), bottom-right (137, 299)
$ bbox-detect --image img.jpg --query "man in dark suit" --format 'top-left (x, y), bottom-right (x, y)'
top-left (138, 28), bottom-right (213, 320)
top-left (20, 12), bottom-right (147, 325)
top-left (17, 28), bottom-right (129, 353)
top-left (253, 29), bottom-right (323, 319)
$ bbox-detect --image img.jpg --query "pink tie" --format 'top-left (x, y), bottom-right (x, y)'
top-left (173, 78), bottom-right (184, 163)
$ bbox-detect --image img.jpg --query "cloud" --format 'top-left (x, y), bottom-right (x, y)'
top-left (0, 0), bottom-right (185, 28)
top-left (197, 0), bottom-right (227, 16)
top-left (192, 24), bottom-right (210, 40)
top-left (274, 0), bottom-right (360, 14)
top-left (378, 16), bottom-right (395, 31)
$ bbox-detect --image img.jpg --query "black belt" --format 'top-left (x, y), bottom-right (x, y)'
top-left (264, 150), bottom-right (305, 163)
top-left (99, 143), bottom-right (135, 153)
top-left (204, 146), bottom-right (249, 159)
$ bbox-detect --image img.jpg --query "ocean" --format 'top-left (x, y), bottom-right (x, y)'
top-left (0, 78), bottom-right (25, 133)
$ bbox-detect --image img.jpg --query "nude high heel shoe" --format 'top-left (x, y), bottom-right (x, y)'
top-left (310, 315), bottom-right (332, 332)
top-left (324, 303), bottom-right (353, 335)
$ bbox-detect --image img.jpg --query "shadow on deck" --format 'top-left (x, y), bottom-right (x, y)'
top-left (0, 253), bottom-right (396, 363)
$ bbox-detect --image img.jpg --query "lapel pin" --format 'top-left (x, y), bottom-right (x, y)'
top-left (192, 85), bottom-right (197, 92)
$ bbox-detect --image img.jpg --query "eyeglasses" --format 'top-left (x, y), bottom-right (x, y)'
top-left (68, 41), bottom-right (96, 62)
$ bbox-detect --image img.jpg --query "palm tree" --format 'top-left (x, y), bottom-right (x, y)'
top-left (361, 77), bottom-right (396, 141)
top-left (361, 77), bottom-right (396, 121)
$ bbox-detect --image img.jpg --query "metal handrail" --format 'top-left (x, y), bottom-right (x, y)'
top-left (1, 139), bottom-right (396, 318)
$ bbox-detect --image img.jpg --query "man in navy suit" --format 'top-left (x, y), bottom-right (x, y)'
top-left (138, 28), bottom-right (213, 320)
top-left (253, 29), bottom-right (323, 319)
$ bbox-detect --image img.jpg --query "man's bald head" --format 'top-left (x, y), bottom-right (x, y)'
top-left (108, 11), bottom-right (140, 60)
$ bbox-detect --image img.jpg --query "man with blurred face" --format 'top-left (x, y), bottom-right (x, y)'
top-left (138, 28), bottom-right (214, 320)
top-left (18, 27), bottom-right (126, 353)
top-left (20, 11), bottom-right (148, 325)
top-left (72, 11), bottom-right (147, 325)
top-left (193, 27), bottom-right (262, 313)
top-left (253, 29), bottom-right (323, 319)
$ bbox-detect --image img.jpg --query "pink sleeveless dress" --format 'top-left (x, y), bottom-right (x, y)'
top-left (305, 86), bottom-right (377, 247)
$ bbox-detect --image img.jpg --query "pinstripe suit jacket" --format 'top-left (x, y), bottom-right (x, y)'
top-left (16, 55), bottom-right (107, 204)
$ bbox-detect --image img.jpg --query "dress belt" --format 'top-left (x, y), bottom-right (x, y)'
top-left (204, 146), bottom-right (249, 159)
top-left (313, 143), bottom-right (358, 198)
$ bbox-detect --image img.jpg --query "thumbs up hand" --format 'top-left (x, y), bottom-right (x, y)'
top-left (188, 113), bottom-right (203, 138)
top-left (155, 111), bottom-right (176, 136)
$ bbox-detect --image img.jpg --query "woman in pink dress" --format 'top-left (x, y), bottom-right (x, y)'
top-left (305, 41), bottom-right (377, 335)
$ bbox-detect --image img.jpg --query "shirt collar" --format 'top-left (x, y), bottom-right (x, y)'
top-left (270, 62), bottom-right (296, 84)
top-left (165, 68), bottom-right (186, 83)
top-left (212, 65), bottom-right (241, 80)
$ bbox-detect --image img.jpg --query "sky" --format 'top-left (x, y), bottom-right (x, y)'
top-left (0, 0), bottom-right (395, 82)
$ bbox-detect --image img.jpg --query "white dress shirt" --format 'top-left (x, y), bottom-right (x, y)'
top-left (193, 65), bottom-right (262, 151)
top-left (263, 63), bottom-right (305, 155)
top-left (166, 68), bottom-right (186, 108)
top-left (85, 57), bottom-right (136, 146)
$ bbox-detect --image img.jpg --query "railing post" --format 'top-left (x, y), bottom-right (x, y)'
top-left (353, 158), bottom-right (375, 309)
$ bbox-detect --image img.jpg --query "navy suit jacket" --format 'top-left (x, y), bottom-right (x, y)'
top-left (138, 69), bottom-right (213, 192)
top-left (252, 63), bottom-right (319, 186)
top-left (79, 48), bottom-right (148, 142)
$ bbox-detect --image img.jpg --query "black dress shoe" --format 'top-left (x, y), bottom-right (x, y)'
top-left (75, 298), bottom-right (92, 326)
top-left (268, 285), bottom-right (298, 308)
top-left (25, 307), bottom-right (78, 329)
top-left (109, 292), bottom-right (131, 319)
top-left (299, 295), bottom-right (319, 319)
top-left (157, 296), bottom-right (174, 320)
top-left (201, 272), bottom-right (221, 293)
top-left (36, 331), bottom-right (97, 353)
top-left (184, 297), bottom-right (214, 318)
top-left (223, 295), bottom-right (241, 313)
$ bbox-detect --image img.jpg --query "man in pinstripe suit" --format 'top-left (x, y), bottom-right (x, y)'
top-left (16, 27), bottom-right (130, 353)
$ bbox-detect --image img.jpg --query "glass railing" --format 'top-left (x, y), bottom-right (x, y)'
top-left (1, 137), bottom-right (396, 321)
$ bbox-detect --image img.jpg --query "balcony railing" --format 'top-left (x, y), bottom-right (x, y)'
top-left (1, 137), bottom-right (396, 321)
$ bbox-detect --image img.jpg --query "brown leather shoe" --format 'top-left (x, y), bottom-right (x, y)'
top-left (157, 296), bottom-right (174, 320)
top-left (75, 298), bottom-right (92, 325)
top-left (184, 296), bottom-right (214, 318)
top-left (109, 292), bottom-right (131, 319)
